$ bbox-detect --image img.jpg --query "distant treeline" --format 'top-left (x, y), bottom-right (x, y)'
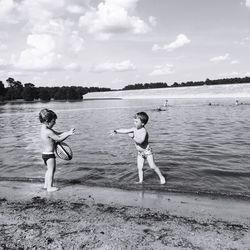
top-left (0, 77), bottom-right (111, 102)
top-left (1, 76), bottom-right (250, 102)
top-left (122, 77), bottom-right (250, 90)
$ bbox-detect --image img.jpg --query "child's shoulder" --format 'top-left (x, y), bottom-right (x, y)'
top-left (41, 126), bottom-right (53, 135)
top-left (136, 127), bottom-right (147, 134)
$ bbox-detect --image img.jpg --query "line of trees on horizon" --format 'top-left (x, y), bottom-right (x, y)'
top-left (0, 77), bottom-right (111, 102)
top-left (1, 76), bottom-right (250, 102)
top-left (122, 77), bottom-right (250, 90)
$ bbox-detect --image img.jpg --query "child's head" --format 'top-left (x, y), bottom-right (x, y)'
top-left (134, 112), bottom-right (149, 126)
top-left (39, 108), bottom-right (57, 124)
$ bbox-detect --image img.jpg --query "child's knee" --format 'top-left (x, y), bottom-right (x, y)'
top-left (149, 163), bottom-right (156, 170)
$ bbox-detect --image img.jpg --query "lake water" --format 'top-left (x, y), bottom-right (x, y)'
top-left (0, 98), bottom-right (250, 198)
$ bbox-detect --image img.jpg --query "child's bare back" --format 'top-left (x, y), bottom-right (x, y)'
top-left (41, 125), bottom-right (56, 153)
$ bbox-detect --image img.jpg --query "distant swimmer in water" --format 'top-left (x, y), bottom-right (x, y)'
top-left (234, 100), bottom-right (250, 105)
top-left (235, 100), bottom-right (244, 105)
top-left (163, 99), bottom-right (168, 107)
top-left (208, 102), bottom-right (220, 106)
top-left (157, 99), bottom-right (168, 111)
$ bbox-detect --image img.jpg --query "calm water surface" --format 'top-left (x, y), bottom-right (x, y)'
top-left (0, 98), bottom-right (250, 198)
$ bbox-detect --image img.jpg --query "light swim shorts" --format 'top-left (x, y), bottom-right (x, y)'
top-left (138, 146), bottom-right (153, 159)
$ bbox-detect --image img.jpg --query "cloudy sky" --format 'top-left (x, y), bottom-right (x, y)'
top-left (0, 0), bottom-right (250, 89)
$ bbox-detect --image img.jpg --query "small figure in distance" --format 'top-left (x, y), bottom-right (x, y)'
top-left (157, 99), bottom-right (168, 111)
top-left (163, 99), bottom-right (168, 107)
top-left (111, 112), bottom-right (166, 185)
top-left (39, 108), bottom-right (75, 192)
top-left (235, 100), bottom-right (244, 105)
top-left (208, 102), bottom-right (220, 106)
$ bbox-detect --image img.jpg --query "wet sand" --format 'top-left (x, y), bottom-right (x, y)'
top-left (0, 181), bottom-right (249, 249)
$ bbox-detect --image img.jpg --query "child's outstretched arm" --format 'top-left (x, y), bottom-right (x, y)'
top-left (48, 128), bottom-right (75, 142)
top-left (110, 128), bottom-right (134, 136)
top-left (51, 129), bottom-right (63, 135)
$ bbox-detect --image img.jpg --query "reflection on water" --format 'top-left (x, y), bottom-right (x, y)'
top-left (0, 98), bottom-right (250, 198)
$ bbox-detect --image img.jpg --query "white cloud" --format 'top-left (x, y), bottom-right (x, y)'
top-left (219, 72), bottom-right (239, 78)
top-left (0, 58), bottom-right (8, 67)
top-left (149, 16), bottom-right (157, 26)
top-left (32, 19), bottom-right (70, 36)
top-left (24, 19), bottom-right (84, 53)
top-left (236, 37), bottom-right (250, 46)
top-left (152, 44), bottom-right (161, 51)
top-left (69, 31), bottom-right (84, 53)
top-left (79, 0), bottom-right (150, 40)
top-left (108, 0), bottom-right (138, 10)
top-left (246, 0), bottom-right (250, 8)
top-left (0, 0), bottom-right (19, 23)
top-left (64, 63), bottom-right (81, 71)
top-left (18, 0), bottom-right (64, 27)
top-left (150, 64), bottom-right (174, 76)
top-left (91, 60), bottom-right (136, 72)
top-left (28, 34), bottom-right (55, 52)
top-left (245, 72), bottom-right (250, 76)
top-left (0, 0), bottom-right (15, 15)
top-left (13, 34), bottom-right (62, 70)
top-left (210, 53), bottom-right (230, 63)
top-left (17, 1), bottom-right (80, 40)
top-left (7, 71), bottom-right (28, 77)
top-left (6, 1), bottom-right (85, 71)
top-left (66, 4), bottom-right (85, 14)
top-left (14, 49), bottom-right (59, 70)
top-left (0, 42), bottom-right (7, 50)
top-left (111, 78), bottom-right (127, 87)
top-left (231, 60), bottom-right (239, 64)
top-left (152, 34), bottom-right (190, 52)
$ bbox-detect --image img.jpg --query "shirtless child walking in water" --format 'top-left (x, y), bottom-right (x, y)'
top-left (111, 112), bottom-right (165, 184)
top-left (39, 109), bottom-right (75, 192)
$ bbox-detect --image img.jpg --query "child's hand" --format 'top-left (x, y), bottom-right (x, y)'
top-left (110, 130), bottom-right (117, 136)
top-left (69, 128), bottom-right (75, 135)
top-left (128, 132), bottom-right (134, 139)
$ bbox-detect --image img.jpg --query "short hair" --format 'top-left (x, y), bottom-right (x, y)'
top-left (134, 112), bottom-right (149, 125)
top-left (39, 108), bottom-right (57, 123)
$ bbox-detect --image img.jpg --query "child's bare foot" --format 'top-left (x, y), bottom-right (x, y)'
top-left (160, 176), bottom-right (166, 184)
top-left (47, 187), bottom-right (59, 192)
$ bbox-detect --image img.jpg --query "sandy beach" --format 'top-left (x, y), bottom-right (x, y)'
top-left (0, 181), bottom-right (249, 249)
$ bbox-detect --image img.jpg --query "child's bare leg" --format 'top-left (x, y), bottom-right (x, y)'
top-left (44, 172), bottom-right (48, 189)
top-left (45, 158), bottom-right (58, 192)
top-left (147, 155), bottom-right (166, 184)
top-left (136, 155), bottom-right (144, 183)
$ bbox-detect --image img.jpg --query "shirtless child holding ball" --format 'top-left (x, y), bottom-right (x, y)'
top-left (39, 108), bottom-right (75, 192)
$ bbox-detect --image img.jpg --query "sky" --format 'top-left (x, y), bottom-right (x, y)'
top-left (0, 0), bottom-right (250, 89)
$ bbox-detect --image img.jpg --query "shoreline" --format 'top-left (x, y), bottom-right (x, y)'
top-left (0, 181), bottom-right (249, 249)
top-left (1, 177), bottom-right (250, 201)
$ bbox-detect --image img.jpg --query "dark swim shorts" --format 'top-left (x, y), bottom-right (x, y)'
top-left (42, 153), bottom-right (56, 166)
